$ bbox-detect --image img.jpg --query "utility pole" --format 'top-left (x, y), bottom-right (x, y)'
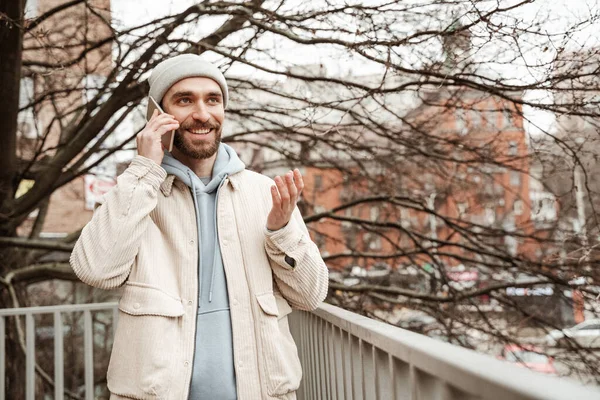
top-left (574, 164), bottom-right (588, 249)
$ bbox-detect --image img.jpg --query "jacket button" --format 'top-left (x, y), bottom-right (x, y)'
top-left (133, 303), bottom-right (140, 309)
top-left (188, 300), bottom-right (193, 306)
top-left (184, 361), bottom-right (190, 367)
top-left (232, 299), bottom-right (238, 306)
top-left (189, 239), bottom-right (194, 245)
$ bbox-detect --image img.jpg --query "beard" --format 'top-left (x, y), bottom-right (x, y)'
top-left (173, 120), bottom-right (222, 160)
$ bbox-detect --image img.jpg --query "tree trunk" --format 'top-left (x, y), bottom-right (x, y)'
top-left (0, 0), bottom-right (24, 237)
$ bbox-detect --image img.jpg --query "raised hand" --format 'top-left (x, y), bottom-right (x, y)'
top-left (267, 169), bottom-right (304, 231)
top-left (136, 109), bottom-right (180, 165)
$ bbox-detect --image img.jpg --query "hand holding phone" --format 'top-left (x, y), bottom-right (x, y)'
top-left (136, 97), bottom-right (179, 165)
top-left (147, 96), bottom-right (176, 152)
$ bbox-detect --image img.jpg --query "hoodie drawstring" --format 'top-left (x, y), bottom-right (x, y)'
top-left (209, 176), bottom-right (228, 303)
top-left (187, 170), bottom-right (205, 307)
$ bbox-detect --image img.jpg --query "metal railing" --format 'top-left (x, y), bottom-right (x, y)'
top-left (288, 303), bottom-right (600, 400)
top-left (1, 301), bottom-right (599, 400)
top-left (0, 302), bottom-right (118, 400)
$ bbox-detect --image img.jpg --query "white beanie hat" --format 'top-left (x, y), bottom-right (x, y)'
top-left (148, 54), bottom-right (228, 112)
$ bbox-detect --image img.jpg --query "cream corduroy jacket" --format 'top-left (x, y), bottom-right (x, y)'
top-left (70, 156), bottom-right (329, 400)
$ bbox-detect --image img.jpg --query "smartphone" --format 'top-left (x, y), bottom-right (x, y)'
top-left (146, 96), bottom-right (175, 152)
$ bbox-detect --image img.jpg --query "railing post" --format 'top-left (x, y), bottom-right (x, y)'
top-left (0, 317), bottom-right (4, 400)
top-left (83, 310), bottom-right (94, 400)
top-left (311, 314), bottom-right (320, 400)
top-left (54, 311), bottom-right (64, 400)
top-left (374, 347), bottom-right (390, 399)
top-left (25, 314), bottom-right (35, 400)
top-left (339, 326), bottom-right (348, 400)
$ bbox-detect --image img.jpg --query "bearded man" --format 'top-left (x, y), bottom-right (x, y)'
top-left (71, 54), bottom-right (329, 400)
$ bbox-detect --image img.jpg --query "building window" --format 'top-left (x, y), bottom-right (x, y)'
top-left (470, 110), bottom-right (482, 127)
top-left (456, 109), bottom-right (467, 135)
top-left (314, 175), bottom-right (322, 191)
top-left (370, 235), bottom-right (382, 250)
top-left (505, 234), bottom-right (518, 256)
top-left (18, 77), bottom-right (36, 139)
top-left (341, 207), bottom-right (353, 227)
top-left (484, 208), bottom-right (495, 225)
top-left (509, 171), bottom-right (521, 186)
top-left (508, 141), bottom-right (518, 156)
top-left (364, 233), bottom-right (382, 250)
top-left (400, 207), bottom-right (411, 228)
top-left (502, 109), bottom-right (513, 128)
top-left (345, 230), bottom-right (357, 249)
top-left (531, 192), bottom-right (557, 223)
top-left (513, 200), bottom-right (524, 216)
top-left (370, 207), bottom-right (379, 221)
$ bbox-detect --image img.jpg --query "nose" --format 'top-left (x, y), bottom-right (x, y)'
top-left (191, 102), bottom-right (210, 122)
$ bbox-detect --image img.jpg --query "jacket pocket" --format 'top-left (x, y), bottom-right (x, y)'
top-left (255, 292), bottom-right (302, 397)
top-left (108, 283), bottom-right (184, 399)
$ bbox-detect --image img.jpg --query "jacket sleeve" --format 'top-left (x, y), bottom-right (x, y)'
top-left (70, 156), bottom-right (167, 290)
top-left (264, 207), bottom-right (329, 311)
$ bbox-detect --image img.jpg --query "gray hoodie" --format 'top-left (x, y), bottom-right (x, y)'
top-left (162, 143), bottom-right (245, 400)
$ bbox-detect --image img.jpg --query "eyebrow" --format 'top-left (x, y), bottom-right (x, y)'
top-left (170, 90), bottom-right (223, 100)
top-left (171, 91), bottom-right (194, 99)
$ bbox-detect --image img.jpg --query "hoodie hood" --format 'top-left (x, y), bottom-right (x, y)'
top-left (161, 142), bottom-right (245, 192)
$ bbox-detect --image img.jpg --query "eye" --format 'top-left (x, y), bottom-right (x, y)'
top-left (207, 97), bottom-right (221, 104)
top-left (177, 98), bottom-right (192, 104)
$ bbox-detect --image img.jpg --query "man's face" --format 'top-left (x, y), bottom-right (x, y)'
top-left (162, 77), bottom-right (225, 160)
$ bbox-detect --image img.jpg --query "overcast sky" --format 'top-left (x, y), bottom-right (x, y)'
top-left (110, 0), bottom-right (599, 136)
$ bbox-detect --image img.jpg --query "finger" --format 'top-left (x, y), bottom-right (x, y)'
top-left (285, 171), bottom-right (298, 205)
top-left (151, 120), bottom-right (178, 134)
top-left (156, 123), bottom-right (180, 136)
top-left (144, 124), bottom-right (178, 143)
top-left (270, 185), bottom-right (281, 207)
top-left (148, 113), bottom-right (177, 128)
top-left (275, 176), bottom-right (290, 209)
top-left (149, 116), bottom-right (179, 131)
top-left (293, 169), bottom-right (304, 196)
top-left (155, 113), bottom-right (176, 121)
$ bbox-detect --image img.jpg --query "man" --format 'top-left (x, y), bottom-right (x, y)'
top-left (70, 54), bottom-right (329, 400)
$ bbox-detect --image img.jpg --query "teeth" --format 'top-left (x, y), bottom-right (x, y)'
top-left (189, 129), bottom-right (211, 134)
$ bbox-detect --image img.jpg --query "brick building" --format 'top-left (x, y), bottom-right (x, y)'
top-left (18, 0), bottom-right (113, 236)
top-left (298, 88), bottom-right (548, 273)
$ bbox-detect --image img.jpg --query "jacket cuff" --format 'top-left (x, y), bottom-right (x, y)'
top-left (127, 155), bottom-right (167, 190)
top-left (264, 218), bottom-right (304, 253)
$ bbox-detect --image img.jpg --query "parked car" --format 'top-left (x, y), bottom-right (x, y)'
top-left (545, 319), bottom-right (600, 348)
top-left (498, 344), bottom-right (557, 375)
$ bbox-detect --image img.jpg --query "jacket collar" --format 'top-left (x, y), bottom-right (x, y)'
top-left (160, 171), bottom-right (242, 196)
top-left (160, 175), bottom-right (176, 196)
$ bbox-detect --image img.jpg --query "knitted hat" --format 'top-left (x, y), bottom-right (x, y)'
top-left (148, 54), bottom-right (228, 113)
